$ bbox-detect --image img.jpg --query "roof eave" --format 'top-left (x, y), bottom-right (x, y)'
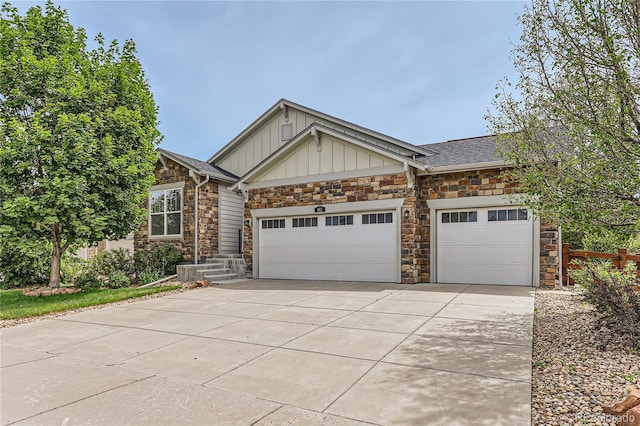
top-left (207, 99), bottom-right (285, 164)
top-left (416, 160), bottom-right (511, 175)
top-left (158, 149), bottom-right (237, 183)
top-left (284, 99), bottom-right (434, 157)
top-left (209, 99), bottom-right (434, 165)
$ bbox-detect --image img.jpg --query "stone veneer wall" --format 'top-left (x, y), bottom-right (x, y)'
top-left (134, 158), bottom-right (219, 263)
top-left (418, 168), bottom-right (559, 287)
top-left (244, 173), bottom-right (425, 284)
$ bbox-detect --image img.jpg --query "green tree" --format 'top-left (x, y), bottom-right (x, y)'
top-left (488, 0), bottom-right (640, 238)
top-left (0, 2), bottom-right (161, 288)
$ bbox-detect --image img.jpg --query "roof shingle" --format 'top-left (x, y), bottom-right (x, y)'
top-left (419, 134), bottom-right (504, 168)
top-left (158, 148), bottom-right (238, 181)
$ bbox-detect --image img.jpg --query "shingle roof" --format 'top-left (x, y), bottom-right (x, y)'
top-left (158, 148), bottom-right (238, 181)
top-left (418, 134), bottom-right (504, 168)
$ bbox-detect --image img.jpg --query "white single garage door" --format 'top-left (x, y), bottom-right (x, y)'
top-left (437, 207), bottom-right (533, 286)
top-left (258, 211), bottom-right (397, 282)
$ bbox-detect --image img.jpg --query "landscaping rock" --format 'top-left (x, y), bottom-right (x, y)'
top-left (21, 286), bottom-right (82, 297)
top-left (604, 388), bottom-right (640, 426)
top-left (532, 290), bottom-right (640, 425)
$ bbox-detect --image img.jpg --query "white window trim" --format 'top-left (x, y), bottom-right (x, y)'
top-left (148, 182), bottom-right (185, 240)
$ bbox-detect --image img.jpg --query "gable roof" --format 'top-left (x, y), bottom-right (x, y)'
top-left (231, 122), bottom-right (427, 190)
top-left (419, 134), bottom-right (508, 171)
top-left (208, 98), bottom-right (435, 164)
top-left (158, 148), bottom-right (237, 182)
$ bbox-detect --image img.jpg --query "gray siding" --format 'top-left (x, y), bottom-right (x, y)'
top-left (219, 183), bottom-right (244, 254)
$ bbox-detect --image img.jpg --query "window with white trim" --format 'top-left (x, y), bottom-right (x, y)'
top-left (149, 188), bottom-right (182, 237)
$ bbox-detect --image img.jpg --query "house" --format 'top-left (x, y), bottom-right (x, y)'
top-left (76, 232), bottom-right (134, 260)
top-left (135, 99), bottom-right (559, 287)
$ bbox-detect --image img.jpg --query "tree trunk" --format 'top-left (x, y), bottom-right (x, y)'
top-left (49, 248), bottom-right (61, 288)
top-left (49, 224), bottom-right (63, 289)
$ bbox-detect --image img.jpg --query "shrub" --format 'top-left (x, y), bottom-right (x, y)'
top-left (74, 269), bottom-right (102, 289)
top-left (107, 270), bottom-right (131, 289)
top-left (135, 244), bottom-right (183, 277)
top-left (93, 248), bottom-right (134, 278)
top-left (570, 261), bottom-right (640, 349)
top-left (0, 238), bottom-right (51, 288)
top-left (71, 249), bottom-right (135, 289)
top-left (139, 268), bottom-right (163, 285)
top-left (61, 255), bottom-right (88, 286)
top-left (627, 233), bottom-right (640, 254)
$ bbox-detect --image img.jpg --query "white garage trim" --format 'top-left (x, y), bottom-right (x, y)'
top-left (251, 198), bottom-right (404, 282)
top-left (427, 195), bottom-right (540, 286)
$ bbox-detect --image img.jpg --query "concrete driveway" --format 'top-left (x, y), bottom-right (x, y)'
top-left (1, 280), bottom-right (534, 425)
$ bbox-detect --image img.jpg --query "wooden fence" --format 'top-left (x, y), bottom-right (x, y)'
top-left (561, 243), bottom-right (640, 285)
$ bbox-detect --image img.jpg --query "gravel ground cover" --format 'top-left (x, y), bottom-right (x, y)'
top-left (533, 289), bottom-right (640, 426)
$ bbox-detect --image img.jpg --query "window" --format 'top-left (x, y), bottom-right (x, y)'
top-left (362, 212), bottom-right (393, 224)
top-left (150, 188), bottom-right (182, 237)
top-left (441, 211), bottom-right (477, 223)
top-left (261, 219), bottom-right (285, 229)
top-left (488, 208), bottom-right (528, 222)
top-left (292, 217), bottom-right (318, 228)
top-left (325, 215), bottom-right (353, 226)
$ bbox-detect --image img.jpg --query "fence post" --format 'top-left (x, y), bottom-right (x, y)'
top-left (618, 248), bottom-right (627, 269)
top-left (562, 243), bottom-right (570, 285)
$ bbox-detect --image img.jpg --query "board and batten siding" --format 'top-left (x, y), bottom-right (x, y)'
top-left (254, 135), bottom-right (400, 182)
top-left (218, 183), bottom-right (244, 254)
top-left (216, 108), bottom-right (406, 177)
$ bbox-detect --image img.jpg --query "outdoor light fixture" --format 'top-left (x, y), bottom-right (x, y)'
top-left (244, 219), bottom-right (252, 228)
top-left (404, 210), bottom-right (410, 219)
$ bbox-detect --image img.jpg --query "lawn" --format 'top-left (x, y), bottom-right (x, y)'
top-left (0, 285), bottom-right (181, 320)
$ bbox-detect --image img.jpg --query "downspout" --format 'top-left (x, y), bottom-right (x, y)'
top-left (190, 171), bottom-right (210, 265)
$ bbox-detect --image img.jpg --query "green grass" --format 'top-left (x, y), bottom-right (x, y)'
top-left (0, 285), bottom-right (181, 320)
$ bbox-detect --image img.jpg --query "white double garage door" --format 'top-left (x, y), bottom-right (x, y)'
top-left (258, 209), bottom-right (399, 283)
top-left (255, 202), bottom-right (534, 285)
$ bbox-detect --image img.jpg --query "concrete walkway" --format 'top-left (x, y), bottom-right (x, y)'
top-left (1, 280), bottom-right (534, 425)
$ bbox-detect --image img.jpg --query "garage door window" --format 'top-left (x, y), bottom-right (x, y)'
top-left (488, 208), bottom-right (528, 222)
top-left (442, 211), bottom-right (477, 224)
top-left (292, 217), bottom-right (318, 228)
top-left (362, 213), bottom-right (393, 224)
top-left (262, 219), bottom-right (285, 229)
top-left (325, 215), bottom-right (353, 226)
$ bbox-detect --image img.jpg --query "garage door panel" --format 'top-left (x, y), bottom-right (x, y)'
top-left (258, 211), bottom-right (397, 283)
top-left (437, 207), bottom-right (533, 286)
top-left (260, 262), bottom-right (395, 282)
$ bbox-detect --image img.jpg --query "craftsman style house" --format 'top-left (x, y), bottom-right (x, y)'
top-left (134, 99), bottom-right (559, 286)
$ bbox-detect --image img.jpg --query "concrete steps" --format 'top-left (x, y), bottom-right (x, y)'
top-left (176, 254), bottom-right (246, 282)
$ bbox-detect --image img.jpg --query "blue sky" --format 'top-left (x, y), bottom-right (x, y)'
top-left (17, 1), bottom-right (525, 160)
